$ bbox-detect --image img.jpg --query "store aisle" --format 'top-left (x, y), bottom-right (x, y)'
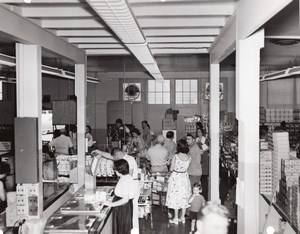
top-left (139, 206), bottom-right (191, 234)
top-left (140, 205), bottom-right (237, 234)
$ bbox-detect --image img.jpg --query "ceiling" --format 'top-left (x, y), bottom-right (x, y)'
top-left (0, 0), bottom-right (299, 78)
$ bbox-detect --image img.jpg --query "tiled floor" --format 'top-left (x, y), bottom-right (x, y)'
top-left (139, 205), bottom-right (237, 234)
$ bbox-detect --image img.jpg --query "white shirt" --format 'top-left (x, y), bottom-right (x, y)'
top-left (123, 154), bottom-right (138, 179)
top-left (114, 174), bottom-right (135, 199)
top-left (49, 135), bottom-right (73, 154)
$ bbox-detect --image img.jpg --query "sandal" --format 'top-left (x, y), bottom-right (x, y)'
top-left (179, 217), bottom-right (186, 224)
top-left (169, 218), bottom-right (179, 225)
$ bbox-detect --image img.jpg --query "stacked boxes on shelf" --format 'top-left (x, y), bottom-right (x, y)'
top-left (259, 150), bottom-right (272, 195)
top-left (260, 107), bottom-right (266, 123)
top-left (269, 132), bottom-right (290, 192)
top-left (276, 158), bottom-right (300, 230)
top-left (293, 109), bottom-right (300, 122)
top-left (265, 109), bottom-right (294, 123)
top-left (56, 155), bottom-right (78, 183)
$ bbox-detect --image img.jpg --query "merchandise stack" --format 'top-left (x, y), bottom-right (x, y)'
top-left (268, 132), bottom-right (290, 192)
top-left (265, 108), bottom-right (293, 123)
top-left (293, 109), bottom-right (300, 122)
top-left (260, 107), bottom-right (266, 123)
top-left (259, 149), bottom-right (272, 195)
top-left (276, 157), bottom-right (300, 230)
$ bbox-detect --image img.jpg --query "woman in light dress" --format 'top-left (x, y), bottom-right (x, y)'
top-left (166, 138), bottom-right (192, 224)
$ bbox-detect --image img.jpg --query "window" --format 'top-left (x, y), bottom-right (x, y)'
top-left (148, 80), bottom-right (170, 104)
top-left (176, 79), bottom-right (198, 104)
top-left (0, 81), bottom-right (2, 101)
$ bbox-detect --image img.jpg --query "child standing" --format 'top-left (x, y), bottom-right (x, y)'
top-left (189, 183), bottom-right (206, 234)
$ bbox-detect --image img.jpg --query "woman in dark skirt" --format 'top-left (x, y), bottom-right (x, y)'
top-left (103, 159), bottom-right (135, 234)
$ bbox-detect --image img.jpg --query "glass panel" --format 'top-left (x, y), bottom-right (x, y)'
top-left (176, 80), bottom-right (182, 91)
top-left (163, 80), bottom-right (170, 91)
top-left (176, 93), bottom-right (182, 104)
top-left (191, 92), bottom-right (198, 104)
top-left (0, 81), bottom-right (2, 101)
top-left (148, 93), bottom-right (155, 104)
top-left (156, 81), bottom-right (163, 92)
top-left (183, 80), bottom-right (190, 92)
top-left (183, 93), bottom-right (190, 104)
top-left (156, 93), bottom-right (163, 104)
top-left (163, 93), bottom-right (170, 104)
top-left (148, 80), bottom-right (156, 92)
top-left (191, 80), bottom-right (197, 92)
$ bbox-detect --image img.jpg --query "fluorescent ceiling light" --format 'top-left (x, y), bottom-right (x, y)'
top-left (260, 66), bottom-right (300, 82)
top-left (0, 53), bottom-right (99, 83)
top-left (0, 53), bottom-right (16, 67)
top-left (142, 62), bottom-right (160, 74)
top-left (24, 0), bottom-right (31, 3)
top-left (86, 0), bottom-right (163, 80)
top-left (126, 43), bottom-right (155, 64)
top-left (86, 0), bottom-right (145, 44)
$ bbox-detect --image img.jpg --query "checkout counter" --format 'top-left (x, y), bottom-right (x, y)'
top-left (44, 186), bottom-right (114, 234)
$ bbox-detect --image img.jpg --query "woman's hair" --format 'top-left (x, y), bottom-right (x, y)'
top-left (193, 182), bottom-right (202, 191)
top-left (116, 118), bottom-right (123, 124)
top-left (86, 125), bottom-right (92, 133)
top-left (114, 159), bottom-right (129, 175)
top-left (131, 128), bottom-right (141, 136)
top-left (177, 139), bottom-right (189, 154)
top-left (0, 162), bottom-right (10, 176)
top-left (142, 120), bottom-right (150, 128)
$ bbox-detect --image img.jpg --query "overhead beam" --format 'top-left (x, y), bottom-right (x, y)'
top-left (147, 36), bottom-right (215, 43)
top-left (21, 6), bottom-right (94, 18)
top-left (138, 17), bottom-right (227, 28)
top-left (148, 43), bottom-right (211, 48)
top-left (151, 48), bottom-right (208, 54)
top-left (0, 5), bottom-right (85, 63)
top-left (131, 2), bottom-right (236, 16)
top-left (85, 49), bottom-right (130, 55)
top-left (68, 37), bottom-right (119, 43)
top-left (77, 44), bottom-right (124, 49)
top-left (144, 28), bottom-right (221, 36)
top-left (129, 0), bottom-right (237, 3)
top-left (237, 0), bottom-right (292, 40)
top-left (209, 15), bottom-right (236, 63)
top-left (56, 29), bottom-right (112, 37)
top-left (41, 18), bottom-right (105, 29)
top-left (0, 0), bottom-right (81, 2)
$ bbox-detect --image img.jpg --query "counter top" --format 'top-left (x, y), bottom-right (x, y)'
top-left (44, 186), bottom-right (114, 234)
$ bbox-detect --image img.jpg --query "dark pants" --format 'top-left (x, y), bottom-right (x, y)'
top-left (200, 175), bottom-right (209, 200)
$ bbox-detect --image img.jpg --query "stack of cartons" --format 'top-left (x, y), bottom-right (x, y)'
top-left (276, 158), bottom-right (300, 230)
top-left (270, 132), bottom-right (290, 192)
top-left (259, 150), bottom-right (272, 195)
top-left (260, 107), bottom-right (266, 123)
top-left (293, 109), bottom-right (300, 122)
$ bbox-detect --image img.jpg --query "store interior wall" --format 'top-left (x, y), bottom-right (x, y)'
top-left (259, 77), bottom-right (300, 109)
top-left (86, 71), bottom-right (236, 148)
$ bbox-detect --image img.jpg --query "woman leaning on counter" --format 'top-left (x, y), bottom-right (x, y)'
top-left (103, 159), bottom-right (135, 234)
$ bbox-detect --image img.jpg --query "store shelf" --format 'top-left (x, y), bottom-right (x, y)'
top-left (261, 194), bottom-right (300, 234)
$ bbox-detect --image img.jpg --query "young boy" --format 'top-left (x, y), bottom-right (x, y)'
top-left (189, 183), bottom-right (206, 234)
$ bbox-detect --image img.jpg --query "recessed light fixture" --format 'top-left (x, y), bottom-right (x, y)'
top-left (161, 0), bottom-right (167, 2)
top-left (24, 0), bottom-right (31, 3)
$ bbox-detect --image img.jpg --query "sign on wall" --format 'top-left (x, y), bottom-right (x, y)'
top-left (205, 82), bottom-right (224, 100)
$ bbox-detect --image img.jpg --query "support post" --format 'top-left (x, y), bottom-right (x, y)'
top-left (209, 63), bottom-right (220, 202)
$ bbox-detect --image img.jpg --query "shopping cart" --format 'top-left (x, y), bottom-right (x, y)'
top-left (138, 180), bottom-right (153, 230)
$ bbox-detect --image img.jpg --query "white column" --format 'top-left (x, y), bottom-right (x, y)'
top-left (209, 63), bottom-right (220, 202)
top-left (16, 43), bottom-right (43, 217)
top-left (75, 63), bottom-right (87, 187)
top-left (236, 29), bottom-right (264, 234)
